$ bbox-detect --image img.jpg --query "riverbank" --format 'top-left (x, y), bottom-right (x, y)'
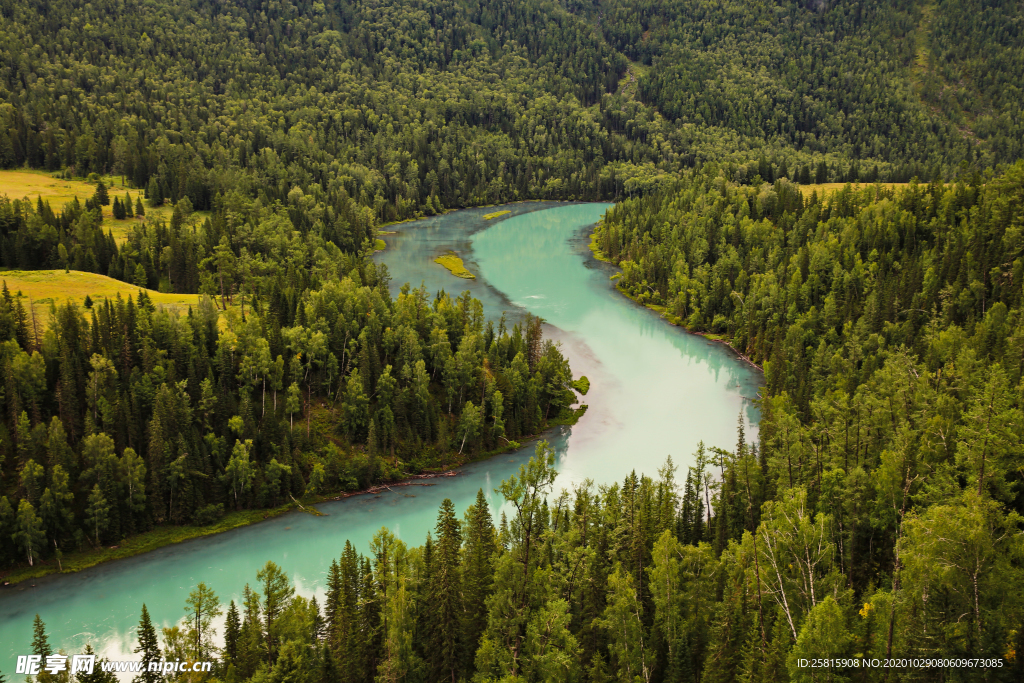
top-left (1, 504), bottom-right (299, 587)
top-left (588, 229), bottom-right (763, 372)
top-left (0, 405), bottom-right (587, 587)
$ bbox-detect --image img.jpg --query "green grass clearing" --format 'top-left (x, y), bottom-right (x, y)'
top-left (483, 210), bottom-right (511, 219)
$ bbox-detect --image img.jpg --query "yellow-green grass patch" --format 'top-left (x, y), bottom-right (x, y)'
top-left (798, 182), bottom-right (918, 198)
top-left (0, 170), bottom-right (197, 243)
top-left (0, 269), bottom-right (210, 319)
top-left (483, 209), bottom-right (511, 220)
top-left (433, 252), bottom-right (475, 279)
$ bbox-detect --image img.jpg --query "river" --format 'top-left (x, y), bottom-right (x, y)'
top-left (0, 202), bottom-right (762, 671)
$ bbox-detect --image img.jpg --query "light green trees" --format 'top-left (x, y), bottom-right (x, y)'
top-left (84, 484), bottom-right (109, 546)
top-left (475, 442), bottom-right (558, 680)
top-left (184, 582), bottom-right (222, 660)
top-left (787, 597), bottom-right (853, 681)
top-left (257, 560), bottom-right (296, 663)
top-left (223, 439), bottom-right (255, 510)
top-left (901, 490), bottom-right (1024, 657)
top-left (120, 448), bottom-right (147, 531)
top-left (601, 567), bottom-right (651, 683)
top-left (372, 528), bottom-right (421, 683)
top-left (756, 487), bottom-right (836, 641)
top-left (13, 499), bottom-right (44, 565)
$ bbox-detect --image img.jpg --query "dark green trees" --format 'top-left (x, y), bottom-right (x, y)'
top-left (429, 498), bottom-right (463, 682)
top-left (133, 604), bottom-right (161, 683)
top-left (462, 489), bottom-right (497, 666)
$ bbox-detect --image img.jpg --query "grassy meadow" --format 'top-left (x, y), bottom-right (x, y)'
top-left (0, 169), bottom-right (190, 243)
top-left (0, 269), bottom-right (214, 325)
top-left (798, 181), bottom-right (917, 198)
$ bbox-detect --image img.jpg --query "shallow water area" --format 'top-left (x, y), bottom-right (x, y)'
top-left (0, 202), bottom-right (762, 672)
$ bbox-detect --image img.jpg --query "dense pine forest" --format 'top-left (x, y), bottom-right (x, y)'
top-left (0, 265), bottom-right (582, 565)
top-left (2, 0), bottom-right (1024, 679)
top-left (26, 163), bottom-right (1024, 682)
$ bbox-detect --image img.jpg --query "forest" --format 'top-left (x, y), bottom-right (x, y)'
top-left (0, 247), bottom-right (583, 566)
top-left (14, 165), bottom-right (1024, 681)
top-left (1, 0), bottom-right (1024, 679)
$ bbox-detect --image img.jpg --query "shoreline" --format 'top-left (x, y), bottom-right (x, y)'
top-left (0, 416), bottom-right (581, 589)
top-left (587, 228), bottom-right (763, 372)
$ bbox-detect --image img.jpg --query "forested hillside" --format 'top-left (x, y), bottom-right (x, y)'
top-left (594, 0), bottom-right (1022, 174)
top-left (1, 0), bottom-right (1021, 295)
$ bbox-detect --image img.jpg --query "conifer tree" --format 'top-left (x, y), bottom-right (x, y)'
top-left (95, 181), bottom-right (109, 206)
top-left (430, 498), bottom-right (463, 683)
top-left (76, 645), bottom-right (117, 683)
top-left (462, 489), bottom-right (496, 665)
top-left (223, 600), bottom-right (241, 662)
top-left (256, 561), bottom-right (294, 663)
top-left (333, 541), bottom-right (361, 670)
top-left (32, 614), bottom-right (51, 657)
top-left (133, 604), bottom-right (161, 683)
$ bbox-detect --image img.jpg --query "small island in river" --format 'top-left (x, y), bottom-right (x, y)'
top-left (434, 251), bottom-right (476, 279)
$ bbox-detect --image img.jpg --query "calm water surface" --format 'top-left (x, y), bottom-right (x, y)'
top-left (0, 203), bottom-right (761, 670)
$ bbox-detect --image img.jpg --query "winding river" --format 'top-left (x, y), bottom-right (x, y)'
top-left (0, 203), bottom-right (761, 670)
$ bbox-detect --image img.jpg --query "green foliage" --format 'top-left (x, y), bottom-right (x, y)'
top-left (133, 604), bottom-right (162, 683)
top-left (0, 258), bottom-right (580, 570)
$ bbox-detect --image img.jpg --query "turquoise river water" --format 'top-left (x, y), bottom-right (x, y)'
top-left (0, 203), bottom-right (762, 671)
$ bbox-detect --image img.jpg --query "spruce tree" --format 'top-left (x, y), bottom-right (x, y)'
top-left (335, 542), bottom-right (361, 671)
top-left (462, 489), bottom-right (496, 666)
top-left (133, 604), bottom-right (161, 683)
top-left (310, 595), bottom-right (323, 643)
top-left (76, 645), bottom-right (117, 683)
top-left (430, 498), bottom-right (463, 683)
top-left (224, 600), bottom-right (241, 662)
top-left (135, 196), bottom-right (144, 217)
top-left (94, 181), bottom-right (109, 206)
top-left (324, 559), bottom-right (342, 648)
top-left (32, 614), bottom-right (52, 657)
